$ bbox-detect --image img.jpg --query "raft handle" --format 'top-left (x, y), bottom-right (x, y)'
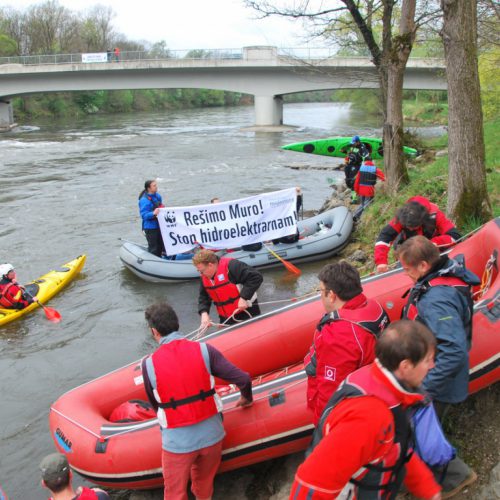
top-left (269, 389), bottom-right (285, 407)
top-left (95, 437), bottom-right (109, 454)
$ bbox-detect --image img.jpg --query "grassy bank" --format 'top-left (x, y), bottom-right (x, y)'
top-left (351, 117), bottom-right (499, 269)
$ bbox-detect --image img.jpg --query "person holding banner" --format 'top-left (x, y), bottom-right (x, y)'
top-left (138, 180), bottom-right (166, 257)
top-left (193, 250), bottom-right (263, 330)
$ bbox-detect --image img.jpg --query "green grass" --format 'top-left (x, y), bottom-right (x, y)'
top-left (351, 117), bottom-right (499, 268)
top-left (403, 99), bottom-right (449, 124)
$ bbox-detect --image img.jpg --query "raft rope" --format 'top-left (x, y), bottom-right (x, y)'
top-left (473, 250), bottom-right (498, 300)
top-left (186, 290), bottom-right (320, 341)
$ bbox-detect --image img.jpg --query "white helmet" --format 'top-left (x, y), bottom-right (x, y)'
top-left (0, 263), bottom-right (14, 277)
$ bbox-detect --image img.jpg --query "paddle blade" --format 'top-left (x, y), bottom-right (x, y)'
top-left (43, 306), bottom-right (62, 323)
top-left (282, 260), bottom-right (301, 276)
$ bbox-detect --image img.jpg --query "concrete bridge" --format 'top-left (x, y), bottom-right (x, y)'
top-left (0, 46), bottom-right (446, 130)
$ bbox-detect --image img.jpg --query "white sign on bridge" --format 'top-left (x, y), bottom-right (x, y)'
top-left (81, 53), bottom-right (108, 63)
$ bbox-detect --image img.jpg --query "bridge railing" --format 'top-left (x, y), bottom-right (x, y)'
top-left (0, 47), bottom-right (442, 66)
top-left (0, 47), bottom-right (355, 66)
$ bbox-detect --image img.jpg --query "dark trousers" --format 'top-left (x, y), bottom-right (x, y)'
top-left (353, 196), bottom-right (373, 221)
top-left (144, 228), bottom-right (165, 257)
top-left (433, 400), bottom-right (473, 490)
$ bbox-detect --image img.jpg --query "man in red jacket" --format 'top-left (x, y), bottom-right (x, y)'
top-left (291, 320), bottom-right (442, 500)
top-left (374, 196), bottom-right (461, 273)
top-left (352, 157), bottom-right (385, 221)
top-left (304, 261), bottom-right (390, 425)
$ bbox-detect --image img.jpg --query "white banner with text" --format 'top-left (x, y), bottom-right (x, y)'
top-left (81, 52), bottom-right (108, 63)
top-left (158, 188), bottom-right (297, 254)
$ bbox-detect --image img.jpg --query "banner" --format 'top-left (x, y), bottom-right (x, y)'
top-left (158, 188), bottom-right (297, 255)
top-left (81, 52), bottom-right (108, 63)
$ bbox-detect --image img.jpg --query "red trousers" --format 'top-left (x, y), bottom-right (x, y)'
top-left (161, 440), bottom-right (223, 500)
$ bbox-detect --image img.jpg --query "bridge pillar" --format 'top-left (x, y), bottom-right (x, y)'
top-left (254, 95), bottom-right (283, 126)
top-left (0, 100), bottom-right (16, 131)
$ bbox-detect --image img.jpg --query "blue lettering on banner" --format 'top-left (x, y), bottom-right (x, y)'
top-left (55, 427), bottom-right (73, 452)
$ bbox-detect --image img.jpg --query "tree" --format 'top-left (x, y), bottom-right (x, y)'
top-left (441, 0), bottom-right (492, 224)
top-left (0, 33), bottom-right (17, 56)
top-left (244, 0), bottom-right (439, 192)
top-left (148, 40), bottom-right (172, 59)
top-left (80, 5), bottom-right (115, 52)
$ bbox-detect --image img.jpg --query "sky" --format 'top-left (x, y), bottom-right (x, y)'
top-left (7, 0), bottom-right (312, 50)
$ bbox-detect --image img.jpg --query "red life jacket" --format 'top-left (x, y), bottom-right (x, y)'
top-left (201, 258), bottom-right (240, 319)
top-left (312, 363), bottom-right (422, 499)
top-left (305, 298), bottom-right (390, 378)
top-left (0, 281), bottom-right (22, 308)
top-left (402, 275), bottom-right (474, 343)
top-left (151, 339), bottom-right (220, 428)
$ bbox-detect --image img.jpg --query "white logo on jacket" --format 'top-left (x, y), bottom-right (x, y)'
top-left (325, 366), bottom-right (336, 381)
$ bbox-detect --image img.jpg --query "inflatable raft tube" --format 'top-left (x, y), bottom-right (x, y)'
top-left (120, 206), bottom-right (353, 283)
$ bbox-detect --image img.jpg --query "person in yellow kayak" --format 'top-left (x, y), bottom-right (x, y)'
top-left (0, 264), bottom-right (38, 309)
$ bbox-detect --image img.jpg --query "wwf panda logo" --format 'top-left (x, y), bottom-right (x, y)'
top-left (164, 212), bottom-right (176, 224)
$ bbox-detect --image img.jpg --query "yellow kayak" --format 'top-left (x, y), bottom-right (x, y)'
top-left (0, 255), bottom-right (86, 327)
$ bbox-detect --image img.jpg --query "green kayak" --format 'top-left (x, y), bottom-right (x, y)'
top-left (281, 136), bottom-right (418, 160)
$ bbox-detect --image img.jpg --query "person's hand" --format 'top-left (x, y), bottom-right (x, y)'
top-left (33, 296), bottom-right (39, 303)
top-left (153, 208), bottom-right (160, 216)
top-left (376, 264), bottom-right (389, 274)
top-left (236, 298), bottom-right (249, 311)
top-left (199, 312), bottom-right (212, 333)
top-left (235, 396), bottom-right (253, 408)
top-left (429, 493), bottom-right (441, 500)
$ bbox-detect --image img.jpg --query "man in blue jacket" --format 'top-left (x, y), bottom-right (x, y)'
top-left (398, 235), bottom-right (480, 498)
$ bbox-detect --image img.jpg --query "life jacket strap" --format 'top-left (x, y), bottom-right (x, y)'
top-left (158, 388), bottom-right (216, 410)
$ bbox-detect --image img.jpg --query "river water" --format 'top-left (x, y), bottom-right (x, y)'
top-left (0, 102), bottom-right (419, 498)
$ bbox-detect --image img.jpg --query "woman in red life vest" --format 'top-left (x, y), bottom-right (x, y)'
top-left (0, 264), bottom-right (37, 309)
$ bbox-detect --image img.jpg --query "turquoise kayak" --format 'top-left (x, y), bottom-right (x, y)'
top-left (282, 136), bottom-right (418, 160)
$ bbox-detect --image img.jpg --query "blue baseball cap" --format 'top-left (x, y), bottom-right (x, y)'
top-left (351, 135), bottom-right (360, 144)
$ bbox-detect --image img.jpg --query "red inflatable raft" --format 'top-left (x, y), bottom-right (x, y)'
top-left (49, 218), bottom-right (500, 490)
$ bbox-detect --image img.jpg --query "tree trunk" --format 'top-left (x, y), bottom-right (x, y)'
top-left (441, 0), bottom-right (492, 225)
top-left (382, 0), bottom-right (415, 192)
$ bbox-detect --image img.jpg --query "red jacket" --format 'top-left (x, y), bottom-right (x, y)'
top-left (353, 161), bottom-right (385, 197)
top-left (290, 361), bottom-right (441, 500)
top-left (0, 279), bottom-right (31, 309)
top-left (304, 294), bottom-right (389, 425)
top-left (374, 196), bottom-right (460, 266)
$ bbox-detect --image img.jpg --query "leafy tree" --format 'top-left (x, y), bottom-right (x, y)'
top-left (80, 5), bottom-right (115, 52)
top-left (0, 33), bottom-right (17, 56)
top-left (479, 48), bottom-right (499, 120)
top-left (148, 40), bottom-right (172, 59)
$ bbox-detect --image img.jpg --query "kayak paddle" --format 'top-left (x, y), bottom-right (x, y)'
top-left (264, 244), bottom-right (301, 276)
top-left (23, 288), bottom-right (62, 323)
